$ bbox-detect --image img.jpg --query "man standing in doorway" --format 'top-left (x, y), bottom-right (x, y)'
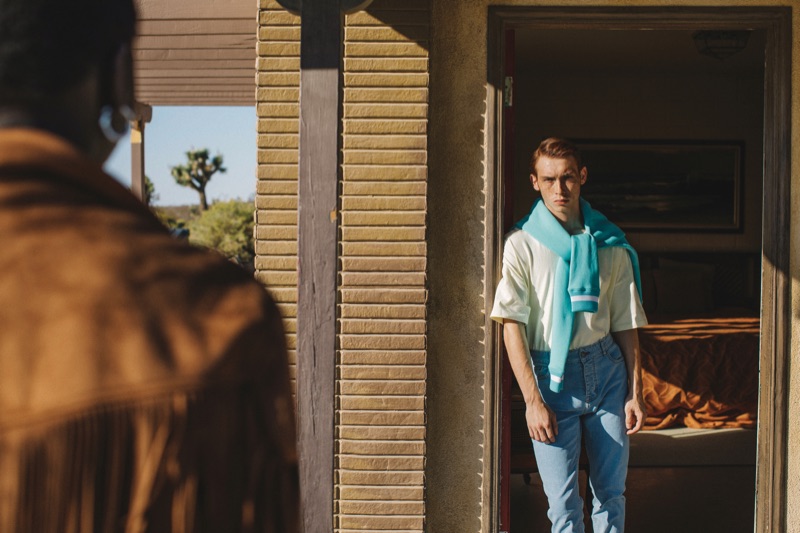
top-left (491, 138), bottom-right (647, 532)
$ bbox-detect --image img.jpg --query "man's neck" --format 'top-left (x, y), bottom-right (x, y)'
top-left (547, 206), bottom-right (584, 235)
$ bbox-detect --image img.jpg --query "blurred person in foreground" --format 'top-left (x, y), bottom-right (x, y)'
top-left (0, 1), bottom-right (298, 531)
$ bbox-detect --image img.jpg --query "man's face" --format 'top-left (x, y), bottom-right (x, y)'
top-left (531, 155), bottom-right (587, 223)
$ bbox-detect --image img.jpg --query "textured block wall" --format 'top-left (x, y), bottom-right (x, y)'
top-left (256, 1), bottom-right (429, 531)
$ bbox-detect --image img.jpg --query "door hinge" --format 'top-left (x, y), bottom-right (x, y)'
top-left (503, 76), bottom-right (513, 108)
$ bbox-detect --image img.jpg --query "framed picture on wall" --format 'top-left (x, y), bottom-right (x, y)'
top-left (577, 140), bottom-right (744, 232)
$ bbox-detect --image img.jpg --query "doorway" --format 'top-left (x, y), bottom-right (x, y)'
top-left (487, 7), bottom-right (791, 533)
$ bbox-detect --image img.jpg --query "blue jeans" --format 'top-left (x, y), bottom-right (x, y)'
top-left (530, 335), bottom-right (629, 533)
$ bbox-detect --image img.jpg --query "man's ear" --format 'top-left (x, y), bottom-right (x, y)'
top-left (580, 167), bottom-right (587, 185)
top-left (530, 173), bottom-right (540, 191)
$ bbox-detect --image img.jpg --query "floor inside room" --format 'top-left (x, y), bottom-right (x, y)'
top-left (510, 466), bottom-right (756, 533)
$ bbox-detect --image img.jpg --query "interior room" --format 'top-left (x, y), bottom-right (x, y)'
top-left (506, 27), bottom-right (765, 532)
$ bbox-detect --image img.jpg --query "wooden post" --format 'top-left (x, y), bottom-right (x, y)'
top-left (129, 102), bottom-right (152, 202)
top-left (296, 1), bottom-right (341, 532)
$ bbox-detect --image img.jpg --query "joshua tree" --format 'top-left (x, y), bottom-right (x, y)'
top-left (143, 175), bottom-right (158, 206)
top-left (170, 149), bottom-right (226, 210)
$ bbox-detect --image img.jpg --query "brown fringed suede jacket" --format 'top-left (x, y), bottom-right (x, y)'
top-left (0, 130), bottom-right (298, 532)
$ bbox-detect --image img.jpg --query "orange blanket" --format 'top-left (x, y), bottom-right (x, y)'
top-left (640, 316), bottom-right (759, 430)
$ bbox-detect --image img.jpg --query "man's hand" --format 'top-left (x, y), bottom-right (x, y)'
top-left (624, 393), bottom-right (646, 435)
top-left (526, 398), bottom-right (559, 444)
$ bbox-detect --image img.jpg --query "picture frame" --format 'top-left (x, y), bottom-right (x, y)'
top-left (577, 140), bottom-right (744, 232)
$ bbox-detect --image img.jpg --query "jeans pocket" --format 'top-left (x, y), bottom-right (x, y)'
top-left (531, 356), bottom-right (550, 379)
top-left (602, 341), bottom-right (624, 363)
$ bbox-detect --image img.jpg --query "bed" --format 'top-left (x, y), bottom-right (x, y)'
top-left (510, 312), bottom-right (760, 473)
top-left (640, 314), bottom-right (759, 431)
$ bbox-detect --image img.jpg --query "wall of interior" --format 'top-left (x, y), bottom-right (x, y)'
top-left (512, 31), bottom-right (765, 253)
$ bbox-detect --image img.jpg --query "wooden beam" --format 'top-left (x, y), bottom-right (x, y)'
top-left (129, 103), bottom-right (152, 203)
top-left (295, 0), bottom-right (342, 532)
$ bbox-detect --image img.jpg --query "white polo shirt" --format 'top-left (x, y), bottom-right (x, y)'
top-left (491, 228), bottom-right (647, 352)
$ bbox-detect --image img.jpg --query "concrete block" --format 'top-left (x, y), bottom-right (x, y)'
top-left (341, 227), bottom-right (426, 242)
top-left (256, 164), bottom-right (298, 179)
top-left (343, 134), bottom-right (427, 150)
top-left (343, 150), bottom-right (427, 166)
top-left (339, 271), bottom-right (426, 286)
top-left (338, 486), bottom-right (423, 501)
top-left (255, 224), bottom-right (297, 240)
top-left (344, 103), bottom-right (427, 119)
top-left (344, 88), bottom-right (429, 104)
top-left (285, 334), bottom-right (296, 349)
top-left (357, 0), bottom-right (429, 9)
top-left (343, 120), bottom-right (428, 137)
top-left (338, 499), bottom-right (424, 514)
top-left (343, 164), bottom-right (427, 181)
top-left (341, 196), bottom-right (426, 211)
top-left (258, 26), bottom-right (300, 41)
top-left (345, 42), bottom-right (427, 58)
top-left (341, 211), bottom-right (426, 226)
top-left (257, 133), bottom-right (299, 149)
top-left (339, 380), bottom-right (425, 396)
top-left (274, 302), bottom-right (297, 318)
top-left (339, 350), bottom-right (425, 366)
top-left (254, 271), bottom-right (297, 287)
top-left (346, 11), bottom-right (429, 27)
top-left (257, 118), bottom-right (299, 134)
top-left (338, 439), bottom-right (424, 455)
top-left (339, 256), bottom-right (426, 272)
top-left (338, 455), bottom-right (424, 474)
top-left (338, 471), bottom-right (424, 488)
top-left (340, 288), bottom-right (426, 304)
top-left (256, 57), bottom-right (300, 72)
top-left (340, 242), bottom-right (426, 257)
top-left (282, 318), bottom-right (297, 333)
top-left (267, 287), bottom-right (297, 303)
top-left (256, 42), bottom-right (300, 57)
top-left (256, 180), bottom-right (297, 195)
top-left (254, 240), bottom-right (297, 255)
top-left (340, 396), bottom-right (425, 410)
top-left (256, 87), bottom-right (300, 103)
top-left (256, 103), bottom-right (299, 118)
top-left (254, 195), bottom-right (297, 209)
top-left (345, 57), bottom-right (429, 73)
top-left (339, 319), bottom-right (425, 334)
top-left (255, 209), bottom-right (297, 225)
top-left (339, 334), bottom-right (425, 350)
top-left (258, 10), bottom-right (300, 26)
top-left (254, 255), bottom-right (296, 271)
top-left (338, 424), bottom-right (424, 440)
top-left (339, 365), bottom-right (426, 381)
top-left (257, 72), bottom-right (300, 87)
top-left (338, 515), bottom-right (423, 530)
top-left (339, 304), bottom-right (425, 320)
top-left (257, 149), bottom-right (298, 164)
top-left (344, 26), bottom-right (429, 43)
top-left (344, 73), bottom-right (428, 88)
top-left (339, 411), bottom-right (424, 427)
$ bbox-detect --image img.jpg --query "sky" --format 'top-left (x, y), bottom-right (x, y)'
top-left (105, 106), bottom-right (257, 206)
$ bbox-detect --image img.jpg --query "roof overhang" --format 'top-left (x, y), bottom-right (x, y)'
top-left (133, 0), bottom-right (257, 106)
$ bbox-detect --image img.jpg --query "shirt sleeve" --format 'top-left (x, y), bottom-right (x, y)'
top-left (609, 248), bottom-right (648, 332)
top-left (490, 236), bottom-right (532, 324)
